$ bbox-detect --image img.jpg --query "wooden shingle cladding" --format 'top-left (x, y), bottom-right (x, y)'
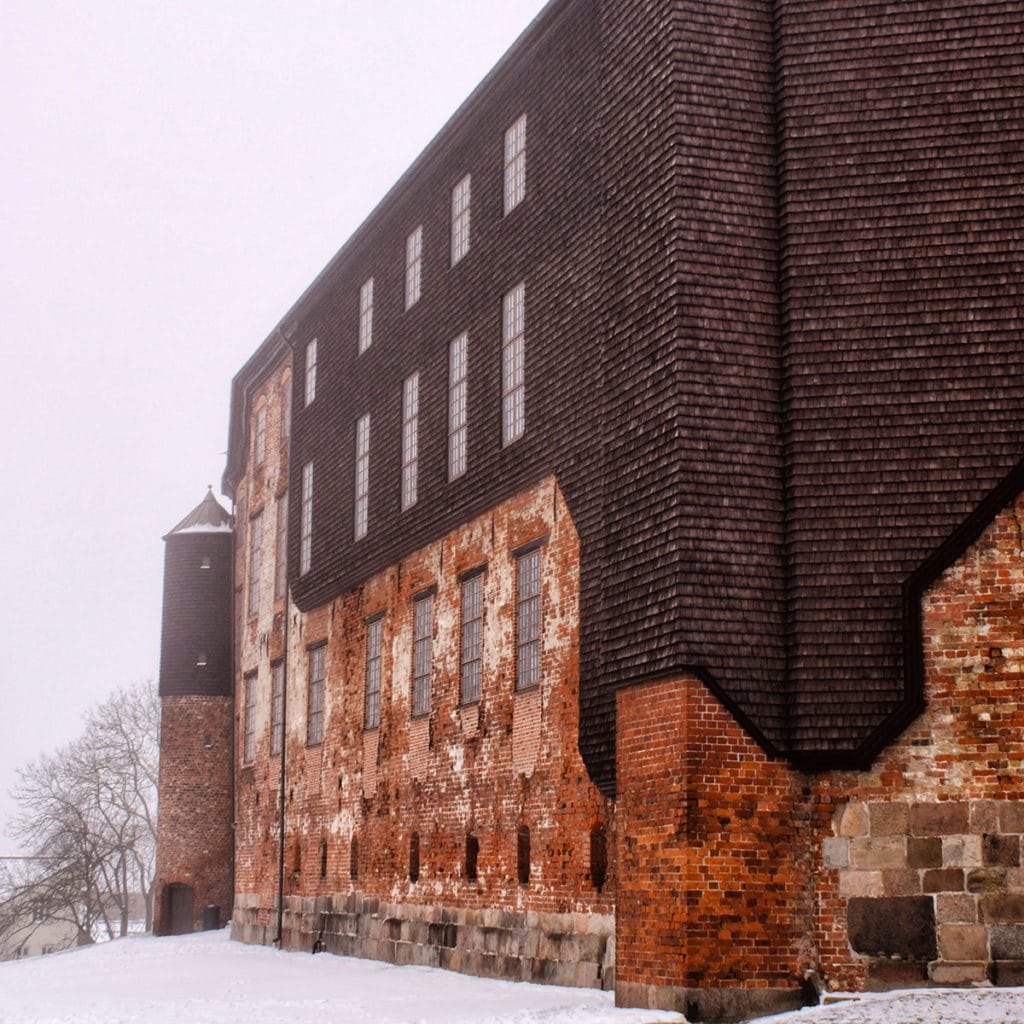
top-left (578, 0), bottom-right (790, 789)
top-left (223, 0), bottom-right (1024, 792)
top-left (773, 0), bottom-right (1024, 762)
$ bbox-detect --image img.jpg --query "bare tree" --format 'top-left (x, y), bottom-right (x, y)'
top-left (5, 681), bottom-right (159, 944)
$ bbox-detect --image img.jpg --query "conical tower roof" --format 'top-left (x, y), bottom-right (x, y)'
top-left (164, 487), bottom-right (232, 540)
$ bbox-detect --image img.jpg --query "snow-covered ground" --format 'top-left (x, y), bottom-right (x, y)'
top-left (3, 927), bottom-right (1024, 1024)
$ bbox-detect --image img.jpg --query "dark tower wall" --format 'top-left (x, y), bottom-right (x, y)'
top-left (154, 507), bottom-right (235, 934)
top-left (158, 531), bottom-right (233, 699)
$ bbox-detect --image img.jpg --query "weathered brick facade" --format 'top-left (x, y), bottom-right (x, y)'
top-left (612, 491), bottom-right (1024, 1018)
top-left (230, 477), bottom-right (615, 988)
top-left (153, 1), bottom-right (1024, 1020)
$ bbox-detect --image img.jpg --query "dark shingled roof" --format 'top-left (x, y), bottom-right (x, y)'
top-left (164, 488), bottom-right (232, 540)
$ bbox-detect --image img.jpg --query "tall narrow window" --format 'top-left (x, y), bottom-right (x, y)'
top-left (448, 333), bottom-right (468, 480)
top-left (304, 339), bottom-right (317, 406)
top-left (412, 592), bottom-right (433, 717)
top-left (401, 373), bottom-right (419, 510)
top-left (502, 283), bottom-right (526, 444)
top-left (354, 414), bottom-right (371, 541)
top-left (451, 174), bottom-right (471, 265)
top-left (243, 672), bottom-right (257, 764)
top-left (465, 833), bottom-right (479, 882)
top-left (358, 278), bottom-right (374, 353)
top-left (307, 645), bottom-right (325, 746)
top-left (405, 226), bottom-right (422, 309)
top-left (517, 825), bottom-right (531, 885)
top-left (282, 378), bottom-right (292, 440)
top-left (503, 114), bottom-right (527, 214)
top-left (409, 832), bottom-right (420, 883)
top-left (270, 660), bottom-right (284, 756)
top-left (254, 406), bottom-right (266, 466)
top-left (365, 617), bottom-right (382, 729)
top-left (460, 572), bottom-right (483, 705)
top-left (590, 825), bottom-right (608, 889)
top-left (248, 512), bottom-right (262, 616)
top-left (274, 492), bottom-right (288, 600)
top-left (516, 547), bottom-right (542, 689)
top-left (300, 462), bottom-right (313, 575)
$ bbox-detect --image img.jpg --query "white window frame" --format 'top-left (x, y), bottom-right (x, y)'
top-left (282, 377), bottom-right (292, 440)
top-left (402, 373), bottom-right (419, 510)
top-left (412, 592), bottom-right (433, 717)
top-left (359, 277), bottom-right (374, 353)
top-left (243, 673), bottom-right (257, 763)
top-left (304, 339), bottom-right (318, 407)
top-left (503, 113), bottom-right (527, 214)
top-left (502, 283), bottom-right (526, 444)
top-left (300, 462), bottom-right (313, 575)
top-left (451, 174), bottom-right (471, 265)
top-left (254, 406), bottom-right (266, 466)
top-left (365, 617), bottom-right (382, 729)
top-left (405, 226), bottom-right (422, 309)
top-left (460, 573), bottom-right (483, 705)
top-left (270, 660), bottom-right (284, 756)
top-left (247, 511), bottom-right (262, 616)
top-left (307, 645), bottom-right (325, 746)
top-left (274, 491), bottom-right (288, 600)
top-left (354, 413), bottom-right (371, 541)
top-left (516, 547), bottom-right (542, 690)
top-left (448, 333), bottom-right (468, 480)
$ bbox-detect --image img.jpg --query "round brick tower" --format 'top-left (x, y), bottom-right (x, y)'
top-left (153, 488), bottom-right (234, 935)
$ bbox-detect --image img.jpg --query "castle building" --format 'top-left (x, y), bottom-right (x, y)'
top-left (156, 1), bottom-right (1024, 1020)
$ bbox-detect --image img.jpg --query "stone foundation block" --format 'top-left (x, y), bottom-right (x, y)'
top-left (923, 868), bottom-right (964, 893)
top-left (847, 896), bottom-right (937, 960)
top-left (991, 960), bottom-right (1024, 986)
top-left (863, 958), bottom-right (929, 990)
top-left (968, 868), bottom-right (1007, 894)
top-left (869, 802), bottom-right (909, 837)
top-left (822, 837), bottom-right (849, 869)
top-left (929, 961), bottom-right (989, 985)
top-left (991, 925), bottom-right (1024, 960)
top-left (999, 804), bottom-right (1024, 834)
top-left (835, 803), bottom-right (869, 838)
top-left (850, 837), bottom-right (906, 870)
top-left (984, 834), bottom-right (1021, 868)
top-left (935, 894), bottom-right (978, 924)
top-left (979, 894), bottom-right (1024, 924)
top-left (907, 837), bottom-right (942, 869)
top-left (911, 802), bottom-right (969, 836)
top-left (937, 924), bottom-right (988, 962)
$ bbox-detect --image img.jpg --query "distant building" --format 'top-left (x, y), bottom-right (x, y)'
top-left (155, 1), bottom-right (1024, 1020)
top-left (0, 863), bottom-right (81, 961)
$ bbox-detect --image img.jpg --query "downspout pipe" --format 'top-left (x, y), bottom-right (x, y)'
top-left (274, 324), bottom-right (294, 950)
top-left (274, 586), bottom-right (289, 947)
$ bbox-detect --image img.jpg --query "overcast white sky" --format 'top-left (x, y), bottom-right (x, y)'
top-left (0, 0), bottom-right (550, 852)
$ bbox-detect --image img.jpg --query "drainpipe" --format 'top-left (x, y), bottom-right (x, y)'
top-left (274, 585), bottom-right (290, 947)
top-left (274, 324), bottom-right (294, 950)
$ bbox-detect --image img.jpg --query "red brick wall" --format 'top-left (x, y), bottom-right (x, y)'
top-left (233, 477), bottom-right (612, 932)
top-left (154, 695), bottom-right (234, 933)
top-left (614, 489), bottom-right (1024, 1011)
top-left (616, 677), bottom-right (810, 1017)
